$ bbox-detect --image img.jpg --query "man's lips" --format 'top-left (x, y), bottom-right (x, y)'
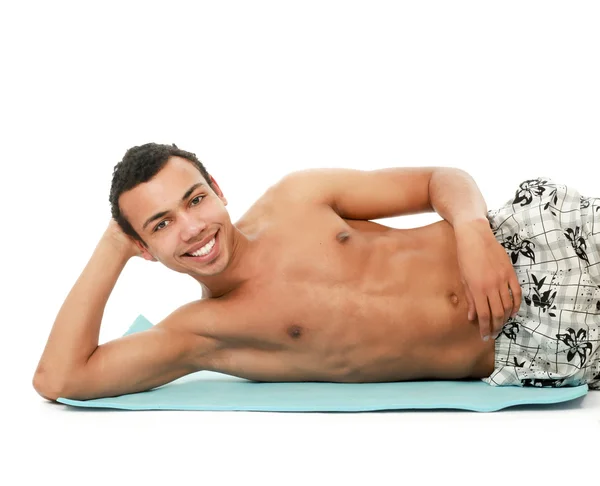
top-left (182, 231), bottom-right (220, 263)
top-left (181, 230), bottom-right (218, 256)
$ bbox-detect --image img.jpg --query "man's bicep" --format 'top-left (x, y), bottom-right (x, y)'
top-left (279, 167), bottom-right (437, 220)
top-left (63, 307), bottom-right (216, 400)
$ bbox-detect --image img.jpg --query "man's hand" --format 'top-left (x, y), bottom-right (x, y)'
top-left (103, 219), bottom-right (143, 260)
top-left (454, 218), bottom-right (522, 341)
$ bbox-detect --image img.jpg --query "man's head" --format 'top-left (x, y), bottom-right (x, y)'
top-left (109, 143), bottom-right (232, 276)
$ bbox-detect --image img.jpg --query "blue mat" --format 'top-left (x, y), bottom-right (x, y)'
top-left (57, 315), bottom-right (588, 412)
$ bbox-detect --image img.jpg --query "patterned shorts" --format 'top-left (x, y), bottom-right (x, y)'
top-left (481, 177), bottom-right (600, 389)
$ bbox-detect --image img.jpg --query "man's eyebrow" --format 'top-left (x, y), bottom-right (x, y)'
top-left (142, 182), bottom-right (206, 231)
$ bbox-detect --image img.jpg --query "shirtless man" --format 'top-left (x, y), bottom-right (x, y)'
top-left (33, 143), bottom-right (600, 401)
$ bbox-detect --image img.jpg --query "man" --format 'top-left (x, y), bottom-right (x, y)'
top-left (33, 143), bottom-right (600, 401)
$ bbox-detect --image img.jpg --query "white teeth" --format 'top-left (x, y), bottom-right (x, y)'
top-left (189, 237), bottom-right (216, 257)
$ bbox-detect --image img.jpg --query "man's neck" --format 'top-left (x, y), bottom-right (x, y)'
top-left (193, 227), bottom-right (259, 299)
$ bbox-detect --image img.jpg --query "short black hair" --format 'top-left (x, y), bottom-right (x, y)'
top-left (109, 143), bottom-right (213, 247)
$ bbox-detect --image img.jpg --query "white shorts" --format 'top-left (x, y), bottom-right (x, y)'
top-left (482, 177), bottom-right (600, 389)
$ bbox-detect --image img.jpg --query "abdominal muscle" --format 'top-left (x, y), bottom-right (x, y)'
top-left (210, 212), bottom-right (496, 383)
top-left (325, 220), bottom-right (495, 383)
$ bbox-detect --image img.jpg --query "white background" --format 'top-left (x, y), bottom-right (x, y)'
top-left (1, 1), bottom-right (599, 485)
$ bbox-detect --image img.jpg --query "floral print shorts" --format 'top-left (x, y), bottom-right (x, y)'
top-left (481, 177), bottom-right (600, 389)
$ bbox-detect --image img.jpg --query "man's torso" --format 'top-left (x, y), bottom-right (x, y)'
top-left (197, 186), bottom-right (495, 383)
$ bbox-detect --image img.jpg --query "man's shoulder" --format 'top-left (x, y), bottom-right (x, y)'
top-left (237, 171), bottom-right (331, 226)
top-left (157, 291), bottom-right (266, 343)
top-left (150, 295), bottom-right (262, 374)
top-left (267, 169), bottom-right (336, 206)
top-left (156, 297), bottom-right (232, 338)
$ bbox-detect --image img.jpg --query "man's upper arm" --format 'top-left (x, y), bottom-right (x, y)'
top-left (60, 300), bottom-right (219, 401)
top-left (277, 167), bottom-right (440, 220)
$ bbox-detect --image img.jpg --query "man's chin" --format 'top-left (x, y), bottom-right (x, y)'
top-left (181, 259), bottom-right (226, 278)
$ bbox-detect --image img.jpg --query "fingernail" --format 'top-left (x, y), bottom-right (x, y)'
top-left (482, 335), bottom-right (489, 342)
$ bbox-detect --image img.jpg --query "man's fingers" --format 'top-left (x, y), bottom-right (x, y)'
top-left (475, 294), bottom-right (492, 340)
top-left (509, 277), bottom-right (522, 316)
top-left (499, 284), bottom-right (513, 324)
top-left (487, 292), bottom-right (505, 339)
top-left (465, 286), bottom-right (476, 320)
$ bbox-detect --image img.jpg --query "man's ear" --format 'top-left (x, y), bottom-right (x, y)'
top-left (208, 175), bottom-right (228, 206)
top-left (135, 240), bottom-right (157, 262)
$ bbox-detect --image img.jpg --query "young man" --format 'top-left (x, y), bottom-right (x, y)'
top-left (33, 144), bottom-right (600, 401)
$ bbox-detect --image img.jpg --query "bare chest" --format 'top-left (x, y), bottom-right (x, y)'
top-left (212, 206), bottom-right (491, 382)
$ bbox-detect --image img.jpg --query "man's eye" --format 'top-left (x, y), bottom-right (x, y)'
top-left (154, 221), bottom-right (168, 232)
top-left (153, 196), bottom-right (204, 232)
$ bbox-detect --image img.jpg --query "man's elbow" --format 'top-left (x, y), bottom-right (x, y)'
top-left (32, 371), bottom-right (66, 402)
top-left (32, 367), bottom-right (85, 402)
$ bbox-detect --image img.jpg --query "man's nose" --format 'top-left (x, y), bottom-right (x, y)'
top-left (179, 214), bottom-right (206, 241)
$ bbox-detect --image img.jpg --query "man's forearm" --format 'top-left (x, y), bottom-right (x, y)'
top-left (34, 234), bottom-right (132, 390)
top-left (428, 168), bottom-right (488, 227)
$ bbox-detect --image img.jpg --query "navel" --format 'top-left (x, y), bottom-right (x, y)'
top-left (336, 231), bottom-right (351, 243)
top-left (287, 324), bottom-right (303, 339)
top-left (449, 292), bottom-right (459, 305)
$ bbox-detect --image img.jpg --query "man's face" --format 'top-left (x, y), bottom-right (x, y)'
top-left (119, 156), bottom-right (231, 277)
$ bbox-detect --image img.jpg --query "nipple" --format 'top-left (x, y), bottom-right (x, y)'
top-left (449, 292), bottom-right (459, 305)
top-left (336, 231), bottom-right (351, 243)
top-left (287, 324), bottom-right (303, 339)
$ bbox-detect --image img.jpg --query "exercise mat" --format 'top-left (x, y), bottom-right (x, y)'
top-left (57, 315), bottom-right (588, 412)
